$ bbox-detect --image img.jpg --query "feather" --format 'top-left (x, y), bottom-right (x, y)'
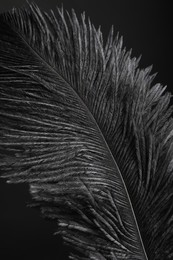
top-left (0, 2), bottom-right (173, 259)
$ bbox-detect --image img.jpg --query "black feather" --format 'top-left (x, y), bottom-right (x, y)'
top-left (0, 2), bottom-right (173, 259)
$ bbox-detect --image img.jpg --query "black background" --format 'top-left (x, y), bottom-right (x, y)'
top-left (0, 1), bottom-right (172, 259)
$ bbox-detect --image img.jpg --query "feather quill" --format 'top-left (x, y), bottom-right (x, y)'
top-left (0, 3), bottom-right (173, 259)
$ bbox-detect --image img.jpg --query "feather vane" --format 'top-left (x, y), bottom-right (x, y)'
top-left (0, 3), bottom-right (173, 259)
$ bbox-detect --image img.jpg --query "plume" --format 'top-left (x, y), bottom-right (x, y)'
top-left (0, 3), bottom-right (173, 259)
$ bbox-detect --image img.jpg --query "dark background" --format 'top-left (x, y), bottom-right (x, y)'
top-left (0, 1), bottom-right (172, 259)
